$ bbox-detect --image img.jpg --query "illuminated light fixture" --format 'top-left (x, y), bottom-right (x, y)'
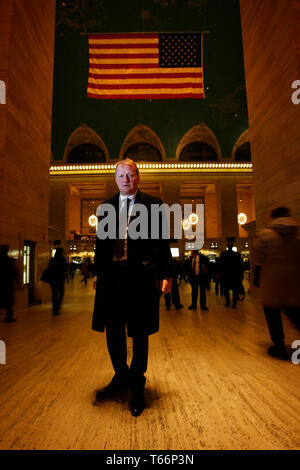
top-left (189, 213), bottom-right (199, 225)
top-left (182, 219), bottom-right (191, 231)
top-left (49, 162), bottom-right (252, 174)
top-left (238, 212), bottom-right (247, 225)
top-left (88, 215), bottom-right (98, 227)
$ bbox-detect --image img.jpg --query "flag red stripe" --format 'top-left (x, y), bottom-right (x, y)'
top-left (89, 43), bottom-right (157, 50)
top-left (89, 72), bottom-right (203, 80)
top-left (89, 63), bottom-right (159, 69)
top-left (89, 33), bottom-right (158, 40)
top-left (88, 82), bottom-right (203, 90)
top-left (89, 53), bottom-right (158, 59)
top-left (87, 92), bottom-right (205, 100)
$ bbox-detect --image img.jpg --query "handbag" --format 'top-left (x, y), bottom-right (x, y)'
top-left (40, 267), bottom-right (52, 283)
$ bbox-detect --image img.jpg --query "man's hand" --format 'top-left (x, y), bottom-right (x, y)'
top-left (93, 276), bottom-right (97, 290)
top-left (161, 278), bottom-right (172, 294)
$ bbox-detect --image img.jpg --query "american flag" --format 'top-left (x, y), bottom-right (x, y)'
top-left (87, 32), bottom-right (205, 100)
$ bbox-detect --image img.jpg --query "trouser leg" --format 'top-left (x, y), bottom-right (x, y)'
top-left (232, 287), bottom-right (238, 307)
top-left (51, 284), bottom-right (58, 314)
top-left (129, 335), bottom-right (148, 387)
top-left (224, 287), bottom-right (230, 306)
top-left (164, 293), bottom-right (171, 309)
top-left (171, 279), bottom-right (181, 307)
top-left (215, 280), bottom-right (219, 295)
top-left (199, 281), bottom-right (207, 308)
top-left (57, 283), bottom-right (64, 312)
top-left (191, 280), bottom-right (198, 306)
top-left (263, 306), bottom-right (285, 345)
top-left (106, 320), bottom-right (129, 377)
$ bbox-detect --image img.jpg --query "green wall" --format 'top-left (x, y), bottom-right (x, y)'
top-left (51, 0), bottom-right (249, 161)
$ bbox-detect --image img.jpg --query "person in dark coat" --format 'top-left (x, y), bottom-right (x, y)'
top-left (212, 256), bottom-right (223, 296)
top-left (164, 259), bottom-right (183, 310)
top-left (253, 207), bottom-right (300, 360)
top-left (188, 250), bottom-right (210, 311)
top-left (0, 245), bottom-right (19, 323)
top-left (48, 247), bottom-right (68, 316)
top-left (220, 237), bottom-right (243, 309)
top-left (92, 158), bottom-right (174, 417)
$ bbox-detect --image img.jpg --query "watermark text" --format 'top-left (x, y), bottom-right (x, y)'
top-left (96, 203), bottom-right (205, 250)
top-left (0, 80), bottom-right (6, 104)
top-left (291, 80), bottom-right (300, 104)
top-left (0, 340), bottom-right (6, 365)
top-left (291, 340), bottom-right (300, 365)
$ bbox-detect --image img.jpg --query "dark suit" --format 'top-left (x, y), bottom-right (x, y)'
top-left (220, 248), bottom-right (243, 307)
top-left (189, 253), bottom-right (209, 309)
top-left (92, 190), bottom-right (174, 384)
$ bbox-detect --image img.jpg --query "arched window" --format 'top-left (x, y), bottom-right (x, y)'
top-left (179, 142), bottom-right (218, 161)
top-left (123, 143), bottom-right (162, 162)
top-left (234, 142), bottom-right (251, 161)
top-left (67, 144), bottom-right (106, 163)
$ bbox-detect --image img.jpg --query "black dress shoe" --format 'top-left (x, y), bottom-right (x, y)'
top-left (4, 317), bottom-right (16, 323)
top-left (130, 388), bottom-right (146, 417)
top-left (201, 306), bottom-right (209, 311)
top-left (232, 305), bottom-right (237, 309)
top-left (175, 304), bottom-right (183, 310)
top-left (95, 375), bottom-right (129, 401)
top-left (268, 345), bottom-right (289, 360)
top-left (188, 305), bottom-right (197, 310)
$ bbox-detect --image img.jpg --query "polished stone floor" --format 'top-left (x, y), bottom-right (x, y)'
top-left (0, 274), bottom-right (299, 450)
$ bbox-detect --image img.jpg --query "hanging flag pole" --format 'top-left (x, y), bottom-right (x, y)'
top-left (80, 31), bottom-right (210, 35)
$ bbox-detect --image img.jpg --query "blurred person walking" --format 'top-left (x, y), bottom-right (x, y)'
top-left (48, 247), bottom-right (68, 316)
top-left (188, 250), bottom-right (210, 311)
top-left (220, 237), bottom-right (243, 309)
top-left (164, 259), bottom-right (183, 310)
top-left (253, 207), bottom-right (300, 360)
top-left (0, 245), bottom-right (19, 323)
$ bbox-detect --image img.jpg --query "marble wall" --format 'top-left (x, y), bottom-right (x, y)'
top-left (0, 0), bottom-right (56, 308)
top-left (240, 0), bottom-right (300, 228)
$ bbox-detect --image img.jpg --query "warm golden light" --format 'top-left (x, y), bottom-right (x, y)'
top-left (189, 213), bottom-right (199, 225)
top-left (238, 212), bottom-right (247, 225)
top-left (49, 162), bottom-right (252, 175)
top-left (182, 219), bottom-right (191, 231)
top-left (88, 215), bottom-right (98, 227)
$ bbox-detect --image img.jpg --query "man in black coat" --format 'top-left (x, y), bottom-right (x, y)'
top-left (220, 237), bottom-right (243, 309)
top-left (188, 250), bottom-right (210, 311)
top-left (92, 158), bottom-right (173, 416)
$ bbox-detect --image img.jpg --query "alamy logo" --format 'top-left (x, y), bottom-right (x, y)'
top-left (291, 340), bottom-right (300, 365)
top-left (96, 203), bottom-right (205, 250)
top-left (0, 80), bottom-right (6, 104)
top-left (291, 80), bottom-right (300, 104)
top-left (0, 340), bottom-right (6, 365)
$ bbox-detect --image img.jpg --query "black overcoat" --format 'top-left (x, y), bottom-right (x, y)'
top-left (92, 190), bottom-right (174, 336)
top-left (220, 249), bottom-right (243, 288)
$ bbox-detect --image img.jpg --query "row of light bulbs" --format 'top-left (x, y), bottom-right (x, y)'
top-left (50, 162), bottom-right (252, 172)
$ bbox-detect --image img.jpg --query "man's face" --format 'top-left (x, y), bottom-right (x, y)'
top-left (115, 164), bottom-right (140, 196)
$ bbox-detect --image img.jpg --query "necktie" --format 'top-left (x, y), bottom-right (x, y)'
top-left (113, 198), bottom-right (130, 259)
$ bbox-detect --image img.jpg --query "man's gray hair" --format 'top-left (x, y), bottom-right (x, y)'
top-left (115, 158), bottom-right (139, 175)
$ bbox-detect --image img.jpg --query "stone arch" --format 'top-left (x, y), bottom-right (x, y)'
top-left (119, 124), bottom-right (166, 161)
top-left (175, 123), bottom-right (222, 161)
top-left (63, 125), bottom-right (109, 162)
top-left (231, 129), bottom-right (251, 161)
